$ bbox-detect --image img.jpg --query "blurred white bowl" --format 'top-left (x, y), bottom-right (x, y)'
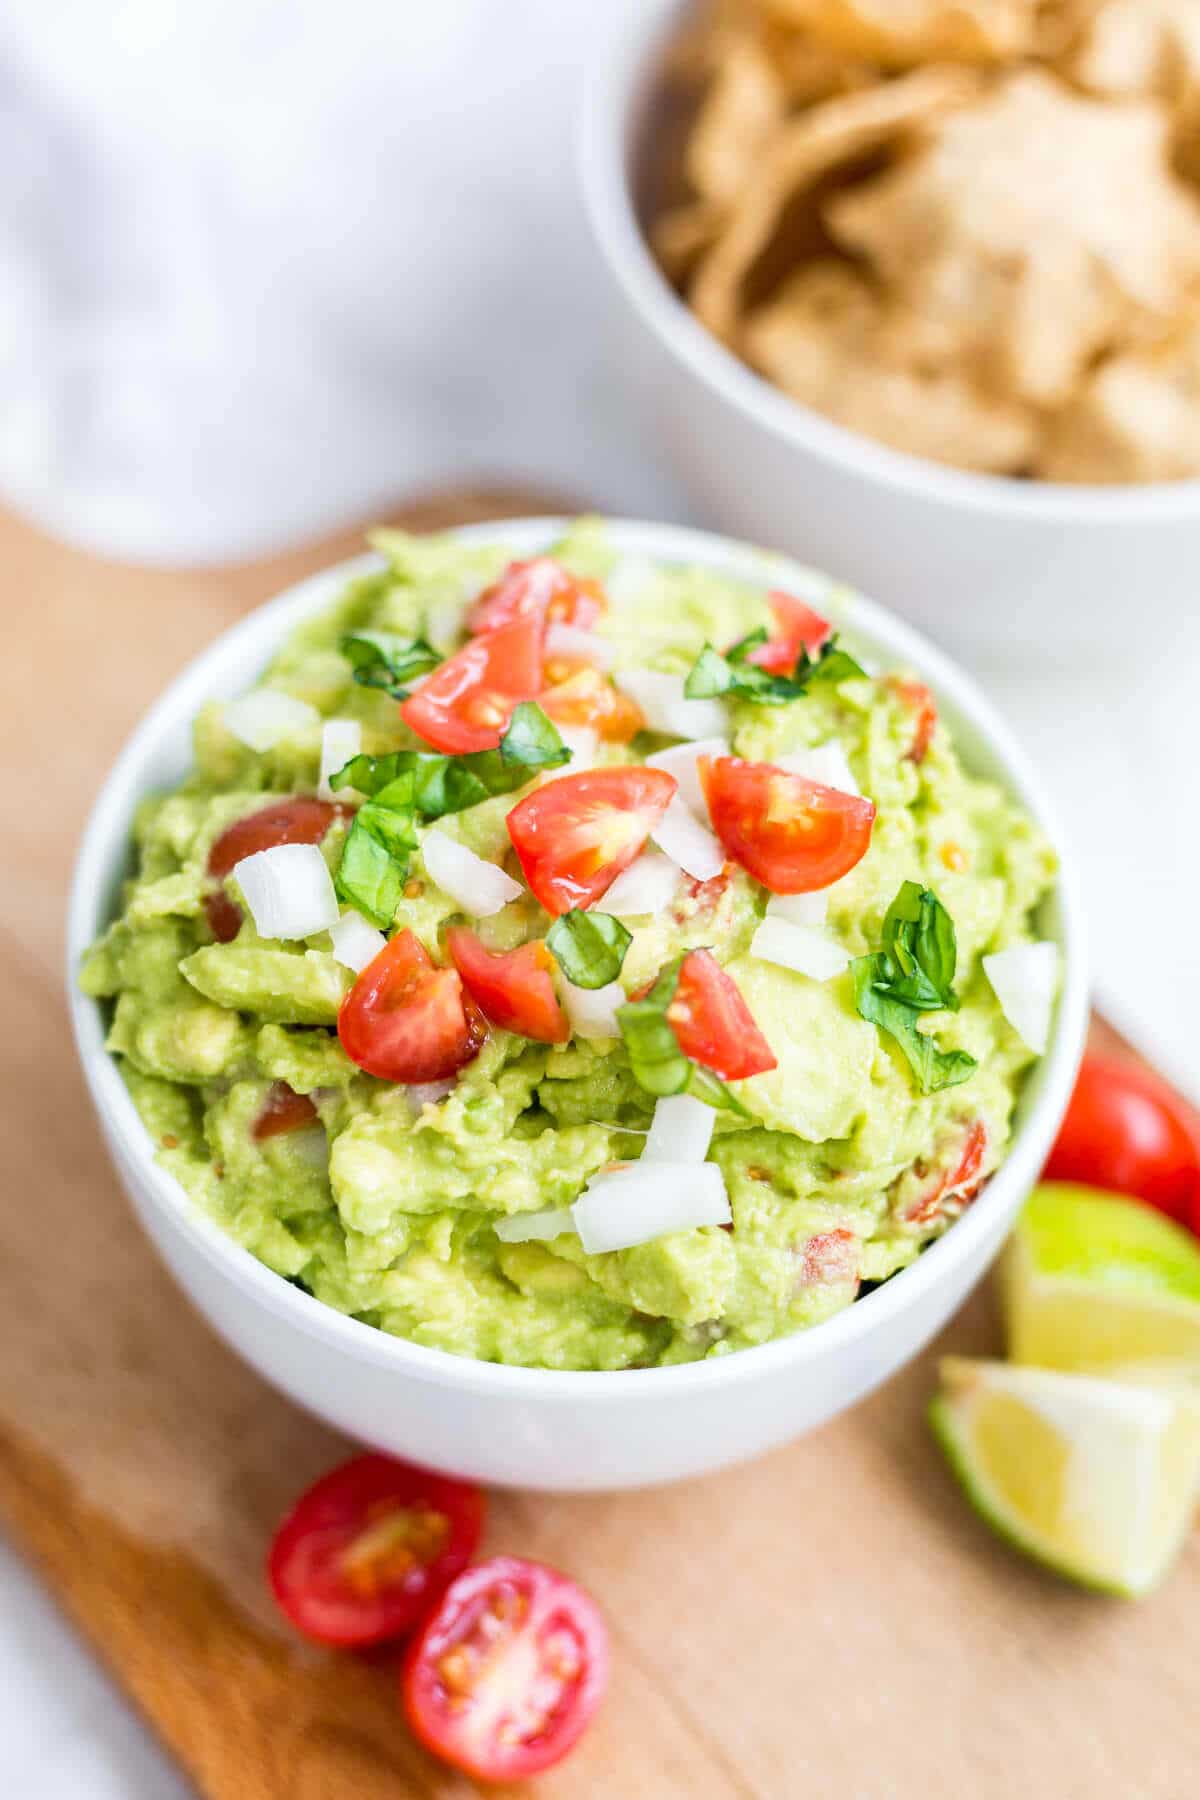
top-left (68, 517), bottom-right (1087, 1492)
top-left (579, 0), bottom-right (1200, 667)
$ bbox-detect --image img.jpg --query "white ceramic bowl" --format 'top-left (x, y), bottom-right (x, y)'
top-left (579, 0), bottom-right (1200, 668)
top-left (68, 517), bottom-right (1087, 1492)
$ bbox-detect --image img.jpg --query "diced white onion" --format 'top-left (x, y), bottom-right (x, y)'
top-left (604, 556), bottom-right (658, 611)
top-left (328, 909), bottom-right (387, 974)
top-left (646, 736), bottom-right (728, 818)
top-left (556, 724), bottom-right (599, 770)
top-left (572, 1162), bottom-right (730, 1253)
top-left (425, 599), bottom-right (465, 654)
top-left (653, 795), bottom-right (725, 881)
top-left (494, 1206), bottom-right (577, 1244)
top-left (642, 1094), bottom-right (715, 1165)
top-left (602, 851), bottom-right (681, 918)
top-left (421, 828), bottom-right (523, 917)
top-left (317, 719), bottom-right (362, 800)
top-left (777, 739), bottom-right (860, 796)
top-left (233, 843), bottom-right (340, 940)
top-left (545, 622), bottom-right (615, 669)
top-left (767, 890), bottom-right (828, 927)
top-left (750, 915), bottom-right (850, 981)
top-left (562, 979), bottom-right (624, 1040)
top-left (983, 942), bottom-right (1059, 1055)
top-left (224, 689), bottom-right (320, 752)
top-left (406, 1078), bottom-right (456, 1113)
top-left (614, 670), bottom-right (727, 740)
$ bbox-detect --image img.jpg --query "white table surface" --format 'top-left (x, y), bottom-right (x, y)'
top-left (2, 0), bottom-right (1196, 1790)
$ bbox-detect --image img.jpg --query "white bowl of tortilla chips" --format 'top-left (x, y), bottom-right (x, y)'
top-left (580, 0), bottom-right (1200, 663)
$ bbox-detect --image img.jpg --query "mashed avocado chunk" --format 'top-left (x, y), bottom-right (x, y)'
top-left (81, 522), bottom-right (1058, 1370)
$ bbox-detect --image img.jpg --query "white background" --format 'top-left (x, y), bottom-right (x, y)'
top-left (0, 1), bottom-right (1194, 1790)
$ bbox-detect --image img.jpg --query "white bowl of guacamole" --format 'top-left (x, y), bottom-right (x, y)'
top-left (68, 518), bottom-right (1087, 1490)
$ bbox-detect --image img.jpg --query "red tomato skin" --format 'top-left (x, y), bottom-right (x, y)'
top-left (204, 798), bottom-right (348, 942)
top-left (400, 616), bottom-right (543, 754)
top-left (666, 948), bottom-right (777, 1081)
top-left (253, 1082), bottom-right (319, 1141)
top-left (699, 757), bottom-right (876, 895)
top-left (506, 767), bottom-right (678, 915)
top-left (267, 1454), bottom-right (485, 1649)
top-left (888, 677), bottom-right (938, 763)
top-left (467, 558), bottom-right (606, 634)
top-left (1044, 1055), bottom-right (1200, 1228)
top-left (747, 591), bottom-right (831, 675)
top-left (402, 1555), bottom-right (609, 1783)
top-left (539, 666), bottom-right (644, 742)
top-left (445, 929), bottom-right (569, 1044)
top-left (338, 930), bottom-right (487, 1084)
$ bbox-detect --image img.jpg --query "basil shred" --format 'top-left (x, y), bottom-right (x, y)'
top-left (684, 629), bottom-right (865, 707)
top-left (546, 910), bottom-right (631, 990)
top-left (851, 883), bottom-right (977, 1094)
top-left (341, 631), bottom-right (441, 699)
top-left (330, 700), bottom-right (568, 927)
top-left (616, 955), bottom-right (750, 1117)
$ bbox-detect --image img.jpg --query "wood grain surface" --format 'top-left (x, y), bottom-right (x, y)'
top-left (2, 493), bottom-right (1196, 1799)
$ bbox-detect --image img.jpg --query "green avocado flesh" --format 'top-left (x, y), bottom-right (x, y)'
top-left (80, 520), bottom-right (1057, 1370)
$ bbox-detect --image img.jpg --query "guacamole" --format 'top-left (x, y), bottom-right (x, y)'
top-left (81, 522), bottom-right (1058, 1370)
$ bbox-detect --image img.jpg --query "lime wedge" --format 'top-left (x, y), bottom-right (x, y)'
top-left (931, 1357), bottom-right (1200, 1596)
top-left (1002, 1183), bottom-right (1200, 1376)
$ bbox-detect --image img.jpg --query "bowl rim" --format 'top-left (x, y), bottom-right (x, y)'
top-left (67, 515), bottom-right (1089, 1400)
top-left (577, 0), bottom-right (1200, 525)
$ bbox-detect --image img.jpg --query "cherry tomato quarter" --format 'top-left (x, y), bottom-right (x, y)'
top-left (445, 928), bottom-right (569, 1044)
top-left (400, 616), bottom-right (543, 754)
top-left (338, 930), bottom-right (486, 1084)
top-left (699, 756), bottom-right (875, 894)
top-left (204, 798), bottom-right (348, 942)
top-left (506, 766), bottom-right (677, 915)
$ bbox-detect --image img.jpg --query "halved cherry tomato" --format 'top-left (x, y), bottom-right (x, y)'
top-left (401, 616), bottom-right (543, 754)
top-left (1045, 1055), bottom-right (1200, 1229)
top-left (267, 1453), bottom-right (484, 1649)
top-left (445, 928), bottom-right (569, 1045)
top-left (746, 590), bottom-right (831, 675)
top-left (699, 756), bottom-right (875, 894)
top-left (539, 665), bottom-right (644, 743)
top-left (402, 1555), bottom-right (608, 1783)
top-left (467, 557), bottom-right (606, 635)
top-left (660, 947), bottom-right (777, 1081)
top-left (506, 766), bottom-right (677, 915)
top-left (204, 798), bottom-right (348, 942)
top-left (898, 1119), bottom-right (988, 1226)
top-left (338, 929), bottom-right (486, 1083)
top-left (253, 1082), bottom-right (319, 1141)
top-left (888, 676), bottom-right (938, 763)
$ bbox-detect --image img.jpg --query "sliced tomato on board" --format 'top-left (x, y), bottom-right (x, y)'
top-left (252, 1082), bottom-right (319, 1142)
top-left (445, 928), bottom-right (569, 1045)
top-left (888, 676), bottom-right (938, 764)
top-left (205, 798), bottom-right (349, 943)
top-left (402, 1555), bottom-right (609, 1783)
top-left (539, 665), bottom-right (644, 743)
top-left (1044, 1055), bottom-right (1200, 1229)
top-left (466, 558), bottom-right (606, 635)
top-left (699, 756), bottom-right (875, 895)
top-left (400, 615), bottom-right (543, 754)
top-left (661, 947), bottom-right (776, 1082)
top-left (267, 1454), bottom-right (485, 1649)
top-left (506, 766), bottom-right (677, 915)
top-left (338, 930), bottom-right (486, 1084)
top-left (746, 590), bottom-right (831, 675)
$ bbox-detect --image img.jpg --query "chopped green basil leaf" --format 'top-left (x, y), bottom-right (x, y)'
top-left (333, 804), bottom-right (418, 927)
top-left (684, 633), bottom-right (866, 707)
top-left (340, 631), bottom-right (440, 699)
top-left (547, 910), bottom-right (631, 990)
top-left (329, 705), bottom-right (568, 820)
top-left (498, 701), bottom-right (570, 770)
top-left (616, 956), bottom-right (751, 1117)
top-left (852, 958), bottom-right (977, 1094)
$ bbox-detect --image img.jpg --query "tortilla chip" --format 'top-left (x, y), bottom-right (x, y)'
top-left (756, 0), bottom-right (1037, 66)
top-left (686, 31), bottom-right (788, 202)
top-left (1059, 0), bottom-right (1200, 107)
top-left (688, 65), bottom-right (979, 342)
top-left (742, 262), bottom-right (1038, 471)
top-left (1040, 316), bottom-right (1200, 481)
top-left (652, 199), bottom-right (729, 283)
top-left (827, 70), bottom-right (1200, 407)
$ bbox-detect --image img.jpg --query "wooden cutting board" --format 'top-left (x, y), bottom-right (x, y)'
top-left (3, 491), bottom-right (1196, 1799)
